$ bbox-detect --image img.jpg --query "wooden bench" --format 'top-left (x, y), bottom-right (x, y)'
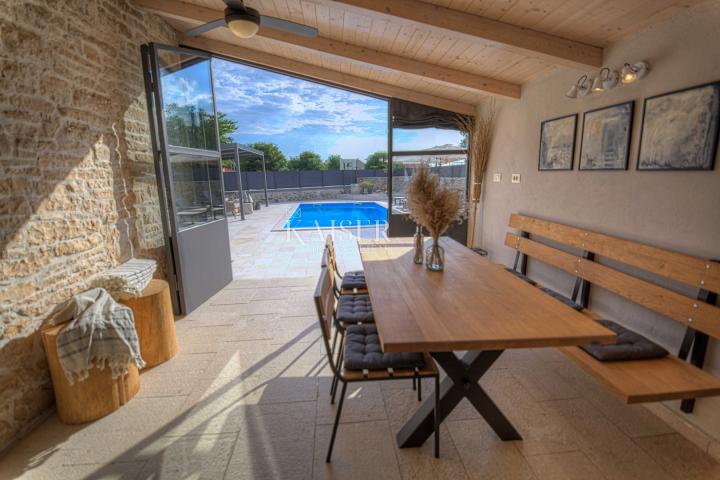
top-left (504, 213), bottom-right (720, 408)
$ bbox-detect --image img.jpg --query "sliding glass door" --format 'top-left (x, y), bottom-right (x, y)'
top-left (387, 100), bottom-right (469, 243)
top-left (142, 44), bottom-right (232, 314)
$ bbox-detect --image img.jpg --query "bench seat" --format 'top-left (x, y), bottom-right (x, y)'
top-left (504, 213), bottom-right (720, 408)
top-left (560, 346), bottom-right (720, 403)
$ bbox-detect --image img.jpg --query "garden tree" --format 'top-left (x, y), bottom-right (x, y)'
top-left (288, 151), bottom-right (324, 171)
top-left (325, 154), bottom-right (342, 170)
top-left (365, 151), bottom-right (388, 170)
top-left (392, 160), bottom-right (405, 173)
top-left (218, 112), bottom-right (238, 144)
top-left (241, 142), bottom-right (288, 171)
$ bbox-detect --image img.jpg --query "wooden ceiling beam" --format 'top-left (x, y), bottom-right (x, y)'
top-left (180, 36), bottom-right (478, 115)
top-left (328, 0), bottom-right (603, 70)
top-left (133, 0), bottom-right (521, 99)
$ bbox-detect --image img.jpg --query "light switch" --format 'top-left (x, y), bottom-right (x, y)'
top-left (511, 174), bottom-right (521, 184)
top-left (493, 173), bottom-right (502, 183)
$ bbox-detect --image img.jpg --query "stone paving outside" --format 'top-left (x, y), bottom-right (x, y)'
top-left (1, 202), bottom-right (720, 479)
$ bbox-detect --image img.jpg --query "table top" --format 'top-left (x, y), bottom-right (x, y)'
top-left (358, 237), bottom-right (616, 353)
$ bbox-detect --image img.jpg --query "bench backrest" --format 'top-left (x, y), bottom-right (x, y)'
top-left (505, 214), bottom-right (720, 340)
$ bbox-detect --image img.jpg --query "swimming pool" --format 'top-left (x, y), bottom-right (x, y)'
top-left (283, 202), bottom-right (388, 229)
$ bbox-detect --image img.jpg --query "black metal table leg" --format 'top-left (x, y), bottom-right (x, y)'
top-left (397, 350), bottom-right (521, 448)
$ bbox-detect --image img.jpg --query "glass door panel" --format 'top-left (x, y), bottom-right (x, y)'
top-left (143, 44), bottom-right (232, 314)
top-left (388, 127), bottom-right (469, 243)
top-left (158, 49), bottom-right (219, 151)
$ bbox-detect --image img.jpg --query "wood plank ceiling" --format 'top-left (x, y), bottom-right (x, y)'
top-left (134, 0), bottom-right (704, 114)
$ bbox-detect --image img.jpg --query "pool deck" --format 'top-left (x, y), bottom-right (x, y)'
top-left (228, 201), bottom-right (387, 280)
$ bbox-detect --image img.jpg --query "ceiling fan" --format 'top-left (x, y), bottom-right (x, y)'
top-left (185, 0), bottom-right (318, 39)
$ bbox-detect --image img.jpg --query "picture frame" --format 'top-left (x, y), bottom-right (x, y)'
top-left (579, 101), bottom-right (634, 170)
top-left (538, 114), bottom-right (577, 171)
top-left (637, 81), bottom-right (720, 171)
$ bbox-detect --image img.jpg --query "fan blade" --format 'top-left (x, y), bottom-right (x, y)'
top-left (185, 18), bottom-right (226, 37)
top-left (260, 15), bottom-right (318, 37)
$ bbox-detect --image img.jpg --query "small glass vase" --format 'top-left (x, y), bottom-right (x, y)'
top-left (413, 225), bottom-right (424, 264)
top-left (425, 240), bottom-right (445, 272)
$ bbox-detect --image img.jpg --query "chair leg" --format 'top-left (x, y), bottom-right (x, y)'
top-left (327, 381), bottom-right (348, 463)
top-left (412, 376), bottom-right (416, 391)
top-left (331, 333), bottom-right (345, 404)
top-left (417, 374), bottom-right (422, 402)
top-left (434, 375), bottom-right (440, 458)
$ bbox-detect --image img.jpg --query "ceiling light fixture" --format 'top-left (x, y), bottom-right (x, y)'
top-left (226, 7), bottom-right (260, 38)
top-left (621, 61), bottom-right (649, 84)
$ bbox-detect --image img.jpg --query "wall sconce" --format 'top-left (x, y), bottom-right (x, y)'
top-left (591, 67), bottom-right (619, 92)
top-left (567, 61), bottom-right (649, 99)
top-left (566, 74), bottom-right (590, 98)
top-left (621, 61), bottom-right (650, 84)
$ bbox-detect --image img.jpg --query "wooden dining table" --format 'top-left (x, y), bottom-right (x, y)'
top-left (358, 236), bottom-right (616, 448)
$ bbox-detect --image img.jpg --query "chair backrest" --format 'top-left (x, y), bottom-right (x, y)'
top-left (314, 266), bottom-right (336, 337)
top-left (505, 214), bottom-right (720, 339)
top-left (325, 235), bottom-right (339, 272)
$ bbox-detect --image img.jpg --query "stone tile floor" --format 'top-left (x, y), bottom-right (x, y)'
top-left (2, 202), bottom-right (720, 479)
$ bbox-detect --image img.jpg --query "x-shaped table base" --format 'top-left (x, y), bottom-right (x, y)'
top-left (397, 350), bottom-right (521, 448)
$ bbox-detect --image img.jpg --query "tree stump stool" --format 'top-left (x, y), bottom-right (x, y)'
top-left (120, 279), bottom-right (178, 369)
top-left (41, 325), bottom-right (140, 424)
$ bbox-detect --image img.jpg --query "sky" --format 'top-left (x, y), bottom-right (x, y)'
top-left (211, 59), bottom-right (464, 160)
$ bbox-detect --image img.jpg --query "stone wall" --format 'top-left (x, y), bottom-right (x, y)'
top-left (247, 186), bottom-right (351, 203)
top-left (0, 0), bottom-right (176, 450)
top-left (358, 177), bottom-right (467, 196)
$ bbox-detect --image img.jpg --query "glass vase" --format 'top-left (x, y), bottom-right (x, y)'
top-left (413, 225), bottom-right (424, 264)
top-left (425, 240), bottom-right (445, 272)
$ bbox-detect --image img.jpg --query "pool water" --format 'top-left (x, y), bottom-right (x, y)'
top-left (283, 202), bottom-right (388, 229)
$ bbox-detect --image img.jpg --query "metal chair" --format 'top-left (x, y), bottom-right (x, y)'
top-left (314, 268), bottom-right (441, 462)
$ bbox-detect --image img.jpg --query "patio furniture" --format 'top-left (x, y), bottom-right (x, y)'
top-left (357, 237), bottom-right (616, 449)
top-left (325, 235), bottom-right (367, 294)
top-left (119, 279), bottom-right (177, 369)
top-left (41, 324), bottom-right (140, 424)
top-left (504, 214), bottom-right (720, 408)
top-left (314, 268), bottom-right (440, 462)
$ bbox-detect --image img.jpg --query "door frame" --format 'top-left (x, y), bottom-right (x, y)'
top-left (386, 107), bottom-right (470, 241)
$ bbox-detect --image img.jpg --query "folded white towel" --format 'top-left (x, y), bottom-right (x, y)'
top-left (90, 258), bottom-right (157, 299)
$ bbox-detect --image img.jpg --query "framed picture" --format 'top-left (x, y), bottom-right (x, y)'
top-left (579, 101), bottom-right (634, 170)
top-left (539, 114), bottom-right (577, 170)
top-left (638, 82), bottom-right (720, 170)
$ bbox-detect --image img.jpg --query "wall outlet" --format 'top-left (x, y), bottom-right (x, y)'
top-left (511, 173), bottom-right (521, 184)
top-left (492, 173), bottom-right (502, 183)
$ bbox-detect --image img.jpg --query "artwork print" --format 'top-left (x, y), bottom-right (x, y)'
top-left (638, 82), bottom-right (719, 170)
top-left (539, 114), bottom-right (577, 170)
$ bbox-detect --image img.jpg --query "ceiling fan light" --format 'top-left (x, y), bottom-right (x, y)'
top-left (228, 18), bottom-right (259, 37)
top-left (226, 7), bottom-right (260, 38)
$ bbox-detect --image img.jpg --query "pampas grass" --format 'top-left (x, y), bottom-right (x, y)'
top-left (406, 165), bottom-right (464, 242)
top-left (455, 99), bottom-right (496, 246)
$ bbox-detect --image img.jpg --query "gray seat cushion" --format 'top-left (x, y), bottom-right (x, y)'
top-left (580, 320), bottom-right (669, 362)
top-left (341, 270), bottom-right (366, 290)
top-left (343, 325), bottom-right (425, 371)
top-left (540, 286), bottom-right (582, 310)
top-left (336, 294), bottom-right (374, 324)
top-left (505, 267), bottom-right (537, 286)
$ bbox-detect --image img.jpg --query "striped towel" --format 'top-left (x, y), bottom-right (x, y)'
top-left (90, 258), bottom-right (157, 299)
top-left (55, 288), bottom-right (145, 384)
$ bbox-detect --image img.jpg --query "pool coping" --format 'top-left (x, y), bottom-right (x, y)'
top-left (270, 200), bottom-right (389, 232)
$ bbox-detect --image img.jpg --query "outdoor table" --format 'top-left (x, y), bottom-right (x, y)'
top-left (358, 237), bottom-right (616, 447)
